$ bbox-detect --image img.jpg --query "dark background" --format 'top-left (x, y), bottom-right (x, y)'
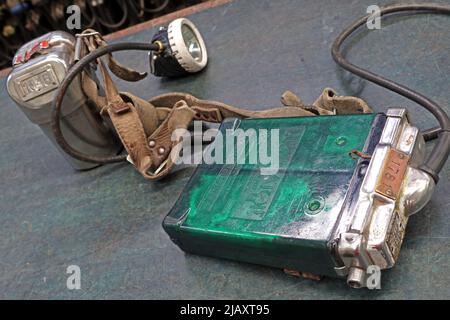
top-left (0, 0), bottom-right (206, 68)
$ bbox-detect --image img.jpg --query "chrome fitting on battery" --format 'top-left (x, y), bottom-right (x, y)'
top-left (334, 108), bottom-right (435, 288)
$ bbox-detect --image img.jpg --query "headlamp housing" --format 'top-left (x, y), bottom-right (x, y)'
top-left (150, 18), bottom-right (208, 77)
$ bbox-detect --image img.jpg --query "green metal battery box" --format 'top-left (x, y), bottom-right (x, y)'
top-left (164, 113), bottom-right (388, 279)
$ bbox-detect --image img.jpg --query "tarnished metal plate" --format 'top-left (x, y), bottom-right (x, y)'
top-left (13, 64), bottom-right (59, 102)
top-left (376, 148), bottom-right (409, 199)
top-left (386, 210), bottom-right (408, 262)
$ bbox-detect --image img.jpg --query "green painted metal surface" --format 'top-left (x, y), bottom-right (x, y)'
top-left (164, 114), bottom-right (376, 276)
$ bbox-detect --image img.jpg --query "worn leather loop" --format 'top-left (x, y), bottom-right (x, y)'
top-left (79, 31), bottom-right (373, 180)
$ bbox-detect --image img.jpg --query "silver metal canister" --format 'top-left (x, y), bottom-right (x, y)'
top-left (6, 31), bottom-right (122, 170)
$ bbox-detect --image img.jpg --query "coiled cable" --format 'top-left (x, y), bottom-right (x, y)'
top-left (331, 4), bottom-right (450, 182)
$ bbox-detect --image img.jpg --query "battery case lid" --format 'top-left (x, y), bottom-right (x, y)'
top-left (163, 113), bottom-right (383, 275)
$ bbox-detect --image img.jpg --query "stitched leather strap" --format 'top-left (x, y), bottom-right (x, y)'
top-left (79, 31), bottom-right (373, 180)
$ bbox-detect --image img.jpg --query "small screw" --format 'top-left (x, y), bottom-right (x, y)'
top-left (158, 147), bottom-right (165, 154)
top-left (305, 197), bottom-right (325, 215)
top-left (149, 140), bottom-right (156, 147)
top-left (335, 136), bottom-right (347, 146)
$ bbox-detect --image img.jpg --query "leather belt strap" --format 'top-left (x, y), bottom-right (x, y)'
top-left (78, 30), bottom-right (373, 180)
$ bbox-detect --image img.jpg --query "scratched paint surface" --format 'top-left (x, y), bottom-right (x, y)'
top-left (173, 115), bottom-right (374, 239)
top-left (163, 115), bottom-right (375, 276)
top-left (0, 0), bottom-right (449, 299)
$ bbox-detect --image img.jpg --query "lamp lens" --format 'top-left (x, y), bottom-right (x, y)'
top-left (181, 24), bottom-right (202, 62)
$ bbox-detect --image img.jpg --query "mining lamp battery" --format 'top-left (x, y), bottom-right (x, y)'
top-left (163, 108), bottom-right (435, 288)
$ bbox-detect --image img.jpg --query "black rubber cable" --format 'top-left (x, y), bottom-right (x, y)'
top-left (130, 0), bottom-right (145, 17)
top-left (52, 4), bottom-right (450, 181)
top-left (331, 4), bottom-right (450, 183)
top-left (80, 2), bottom-right (98, 29)
top-left (127, 0), bottom-right (145, 20)
top-left (88, 0), bottom-right (129, 30)
top-left (141, 0), bottom-right (170, 14)
top-left (423, 126), bottom-right (442, 142)
top-left (51, 42), bottom-right (159, 164)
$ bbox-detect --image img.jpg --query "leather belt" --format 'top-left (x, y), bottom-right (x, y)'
top-left (78, 30), bottom-right (373, 180)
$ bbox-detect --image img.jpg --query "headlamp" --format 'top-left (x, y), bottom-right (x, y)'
top-left (150, 18), bottom-right (208, 77)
